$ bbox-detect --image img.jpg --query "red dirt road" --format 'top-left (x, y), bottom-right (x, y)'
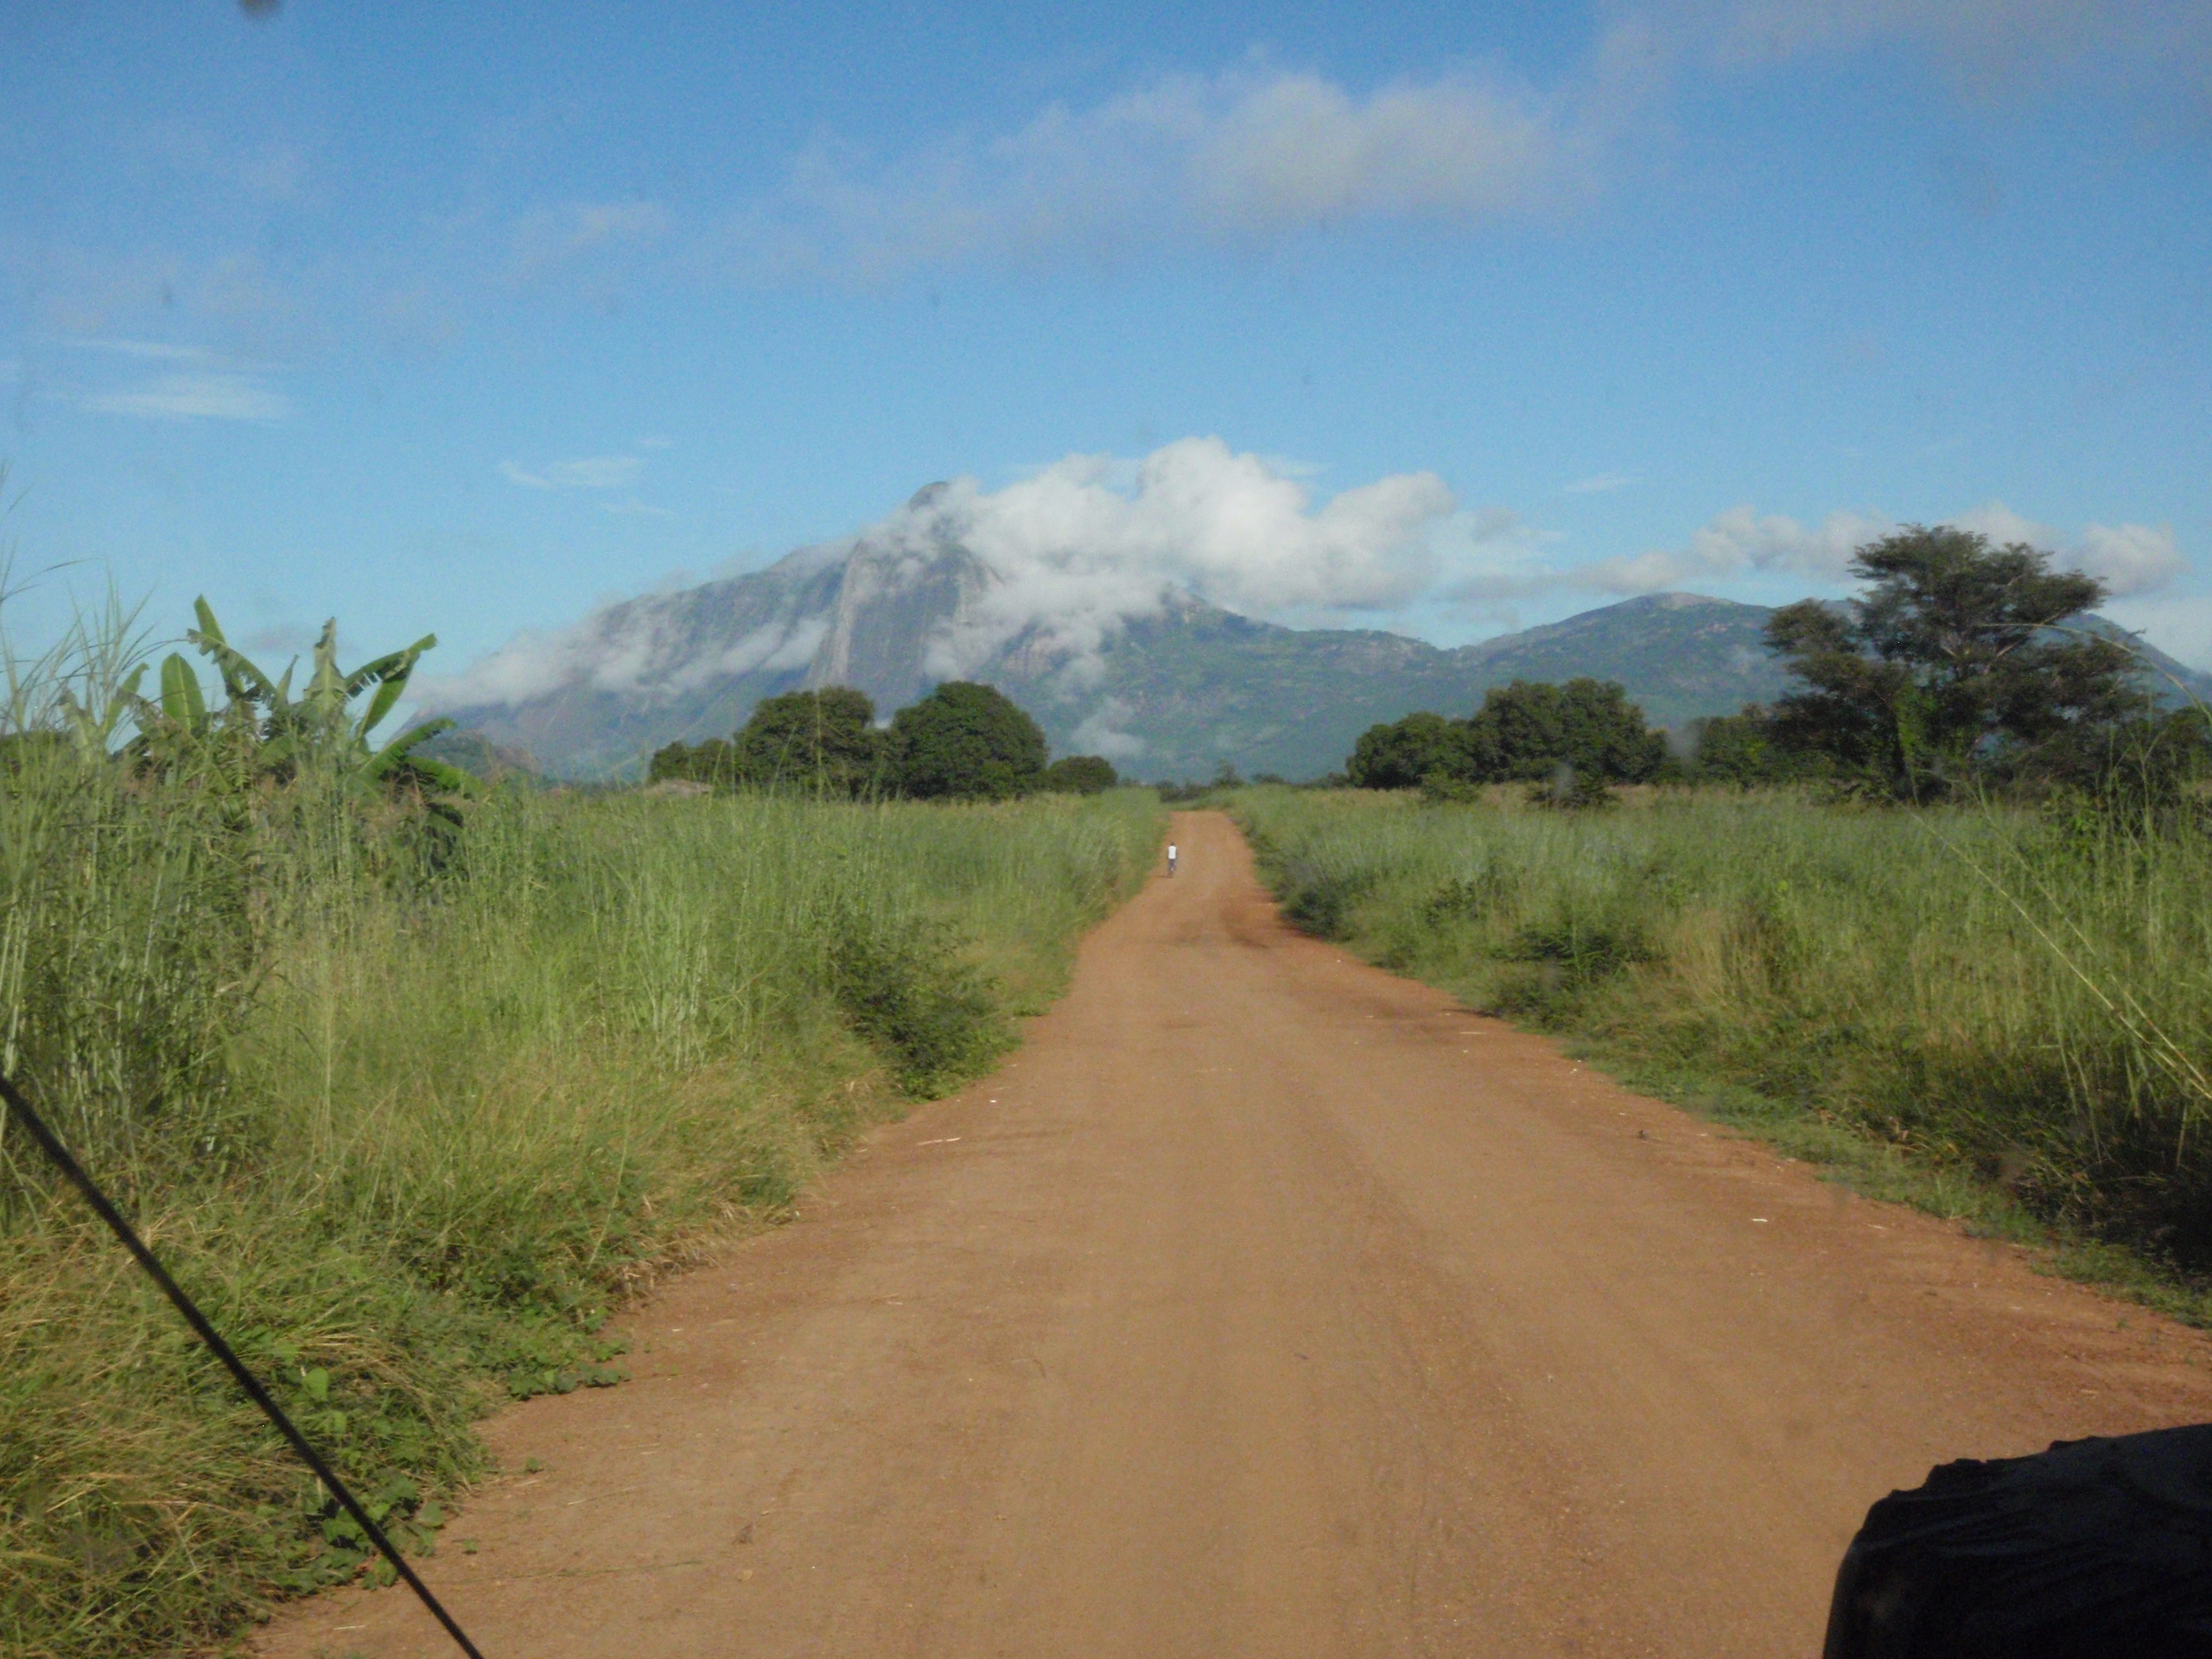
top-left (264, 810), bottom-right (2212, 1658)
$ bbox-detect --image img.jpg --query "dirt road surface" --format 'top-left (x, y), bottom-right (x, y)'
top-left (264, 810), bottom-right (2212, 1658)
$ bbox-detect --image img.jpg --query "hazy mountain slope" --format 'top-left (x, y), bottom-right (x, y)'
top-left (1452, 593), bottom-right (1796, 731)
top-left (423, 527), bottom-right (2210, 784)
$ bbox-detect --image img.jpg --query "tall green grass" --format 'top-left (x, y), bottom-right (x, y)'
top-left (1231, 785), bottom-right (2212, 1274)
top-left (0, 719), bottom-right (1159, 1656)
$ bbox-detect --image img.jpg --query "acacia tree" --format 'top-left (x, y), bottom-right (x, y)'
top-left (1765, 526), bottom-right (2142, 800)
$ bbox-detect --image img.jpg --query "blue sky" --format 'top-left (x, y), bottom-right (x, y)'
top-left (3, 0), bottom-right (2208, 693)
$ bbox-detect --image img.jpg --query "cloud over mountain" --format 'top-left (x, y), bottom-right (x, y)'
top-left (427, 439), bottom-right (1459, 715)
top-left (902, 437), bottom-right (1456, 680)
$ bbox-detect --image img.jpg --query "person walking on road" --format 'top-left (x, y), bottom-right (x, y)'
top-left (1166, 842), bottom-right (1179, 877)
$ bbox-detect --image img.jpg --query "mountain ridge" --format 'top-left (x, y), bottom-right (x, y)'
top-left (422, 531), bottom-right (2210, 783)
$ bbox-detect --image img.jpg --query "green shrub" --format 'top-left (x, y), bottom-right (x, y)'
top-left (1042, 753), bottom-right (1119, 794)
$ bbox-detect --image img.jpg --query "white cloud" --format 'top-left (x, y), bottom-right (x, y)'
top-left (1945, 499), bottom-right (2048, 546)
top-left (896, 437), bottom-right (1457, 678)
top-left (422, 601), bottom-right (829, 712)
top-left (1183, 73), bottom-right (1562, 230)
top-left (2075, 523), bottom-right (2185, 596)
top-left (1071, 699), bottom-right (1148, 761)
top-left (500, 454), bottom-right (645, 491)
top-left (80, 372), bottom-right (289, 423)
top-left (1948, 499), bottom-right (2185, 596)
top-left (1567, 505), bottom-right (1890, 594)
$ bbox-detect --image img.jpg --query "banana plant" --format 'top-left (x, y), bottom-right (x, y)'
top-left (56, 664), bottom-right (147, 761)
top-left (181, 600), bottom-right (475, 797)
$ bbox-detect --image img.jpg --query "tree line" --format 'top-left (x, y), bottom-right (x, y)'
top-left (648, 680), bottom-right (1120, 801)
top-left (1346, 526), bottom-right (2209, 804)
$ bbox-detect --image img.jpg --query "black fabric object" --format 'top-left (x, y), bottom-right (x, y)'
top-left (1822, 1423), bottom-right (2212, 1658)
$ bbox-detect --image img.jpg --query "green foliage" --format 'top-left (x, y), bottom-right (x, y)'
top-left (647, 736), bottom-right (736, 786)
top-left (1686, 708), bottom-right (1794, 787)
top-left (172, 600), bottom-right (476, 798)
top-left (826, 910), bottom-right (1008, 1093)
top-left (1347, 710), bottom-right (1471, 788)
top-left (1525, 767), bottom-right (1619, 810)
top-left (1233, 785), bottom-right (2212, 1275)
top-left (1345, 680), bottom-right (1667, 790)
top-left (2018, 709), bottom-right (2212, 820)
top-left (890, 680), bottom-right (1048, 801)
top-left (653, 693), bottom-right (1118, 803)
top-left (731, 686), bottom-right (891, 796)
top-left (0, 612), bottom-right (1163, 1658)
top-left (1465, 679), bottom-right (1669, 784)
top-left (1041, 753), bottom-right (1119, 794)
top-left (1766, 526), bottom-right (2143, 800)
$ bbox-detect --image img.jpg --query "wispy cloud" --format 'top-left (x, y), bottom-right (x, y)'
top-left (1656, 0), bottom-right (2209, 91)
top-left (510, 200), bottom-right (671, 283)
top-left (73, 338), bottom-right (226, 364)
top-left (1456, 497), bottom-right (2190, 606)
top-left (707, 0), bottom-right (2211, 284)
top-left (501, 454), bottom-right (645, 491)
top-left (81, 372), bottom-right (289, 423)
top-left (1564, 470), bottom-right (1638, 494)
top-left (728, 59), bottom-right (1650, 281)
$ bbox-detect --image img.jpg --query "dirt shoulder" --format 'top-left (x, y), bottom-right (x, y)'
top-left (262, 810), bottom-right (2212, 1658)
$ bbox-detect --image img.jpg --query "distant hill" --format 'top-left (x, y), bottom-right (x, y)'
top-left (412, 726), bottom-right (548, 787)
top-left (421, 514), bottom-right (2211, 784)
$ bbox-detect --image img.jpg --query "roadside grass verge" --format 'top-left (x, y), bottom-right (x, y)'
top-left (1226, 784), bottom-right (2212, 1321)
top-left (1, 763), bottom-right (1160, 1659)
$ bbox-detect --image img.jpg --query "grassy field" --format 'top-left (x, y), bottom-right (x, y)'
top-left (0, 750), bottom-right (1160, 1658)
top-left (1229, 785), bottom-right (2212, 1297)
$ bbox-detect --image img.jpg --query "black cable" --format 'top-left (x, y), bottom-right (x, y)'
top-left (0, 1071), bottom-right (486, 1659)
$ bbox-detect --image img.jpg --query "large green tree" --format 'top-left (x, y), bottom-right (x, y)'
top-left (1765, 525), bottom-right (2142, 800)
top-left (1345, 710), bottom-right (1472, 789)
top-left (889, 682), bottom-right (1048, 801)
top-left (731, 687), bottom-right (889, 796)
top-left (1464, 679), bottom-right (1669, 784)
